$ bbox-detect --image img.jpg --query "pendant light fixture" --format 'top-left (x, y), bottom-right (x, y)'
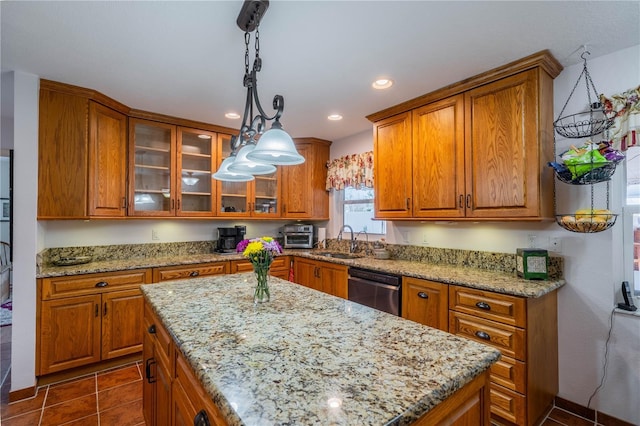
top-left (213, 0), bottom-right (304, 182)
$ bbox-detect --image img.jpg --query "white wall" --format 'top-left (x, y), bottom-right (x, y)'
top-left (328, 45), bottom-right (640, 424)
top-left (41, 220), bottom-right (293, 248)
top-left (4, 71), bottom-right (40, 393)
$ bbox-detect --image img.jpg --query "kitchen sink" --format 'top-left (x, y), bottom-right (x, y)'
top-left (315, 252), bottom-right (362, 259)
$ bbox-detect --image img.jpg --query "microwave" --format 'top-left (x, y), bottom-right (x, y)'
top-left (283, 224), bottom-right (314, 248)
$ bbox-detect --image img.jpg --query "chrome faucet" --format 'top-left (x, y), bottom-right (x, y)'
top-left (356, 230), bottom-right (371, 255)
top-left (337, 225), bottom-right (356, 253)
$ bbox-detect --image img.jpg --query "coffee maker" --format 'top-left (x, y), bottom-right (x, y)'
top-left (216, 226), bottom-right (246, 253)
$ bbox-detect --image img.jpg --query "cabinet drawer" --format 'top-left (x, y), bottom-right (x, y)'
top-left (231, 256), bottom-right (289, 274)
top-left (449, 311), bottom-right (525, 360)
top-left (41, 269), bottom-right (152, 300)
top-left (449, 285), bottom-right (526, 327)
top-left (153, 262), bottom-right (229, 282)
top-left (490, 355), bottom-right (526, 394)
top-left (490, 382), bottom-right (526, 425)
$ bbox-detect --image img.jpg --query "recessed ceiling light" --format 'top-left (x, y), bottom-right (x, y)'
top-left (197, 134), bottom-right (211, 139)
top-left (372, 78), bottom-right (393, 89)
top-left (327, 114), bottom-right (343, 121)
top-left (225, 112), bottom-right (241, 119)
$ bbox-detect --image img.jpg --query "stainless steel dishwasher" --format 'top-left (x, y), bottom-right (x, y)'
top-left (347, 267), bottom-right (401, 316)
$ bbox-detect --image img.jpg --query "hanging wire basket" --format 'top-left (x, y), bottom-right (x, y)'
top-left (554, 106), bottom-right (616, 139)
top-left (556, 213), bottom-right (617, 233)
top-left (550, 160), bottom-right (621, 185)
top-left (553, 51), bottom-right (616, 139)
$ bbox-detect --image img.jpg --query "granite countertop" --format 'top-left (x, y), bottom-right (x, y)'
top-left (141, 274), bottom-right (501, 426)
top-left (38, 249), bottom-right (564, 298)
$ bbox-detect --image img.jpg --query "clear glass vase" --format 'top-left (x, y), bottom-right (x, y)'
top-left (253, 263), bottom-right (271, 303)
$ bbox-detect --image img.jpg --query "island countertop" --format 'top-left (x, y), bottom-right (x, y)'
top-left (141, 273), bottom-right (501, 425)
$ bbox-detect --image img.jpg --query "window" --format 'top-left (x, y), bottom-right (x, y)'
top-left (624, 149), bottom-right (640, 296)
top-left (343, 186), bottom-right (385, 234)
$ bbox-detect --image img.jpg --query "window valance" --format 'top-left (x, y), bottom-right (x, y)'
top-left (325, 151), bottom-right (374, 191)
top-left (601, 85), bottom-right (640, 151)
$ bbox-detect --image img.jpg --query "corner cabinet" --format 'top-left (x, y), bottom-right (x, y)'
top-left (281, 138), bottom-right (331, 220)
top-left (369, 50), bottom-right (562, 221)
top-left (38, 80), bottom-right (129, 219)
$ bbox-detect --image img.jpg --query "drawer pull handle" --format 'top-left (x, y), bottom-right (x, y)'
top-left (475, 330), bottom-right (490, 340)
top-left (476, 301), bottom-right (491, 310)
top-left (148, 324), bottom-right (156, 334)
top-left (145, 358), bottom-right (157, 384)
top-left (95, 281), bottom-right (109, 288)
top-left (417, 292), bottom-right (429, 299)
top-left (190, 271), bottom-right (200, 277)
top-left (194, 409), bottom-right (210, 426)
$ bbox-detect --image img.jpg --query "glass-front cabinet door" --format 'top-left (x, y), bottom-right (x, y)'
top-left (217, 134), bottom-right (250, 217)
top-left (177, 127), bottom-right (217, 216)
top-left (252, 170), bottom-right (281, 217)
top-left (215, 134), bottom-right (281, 217)
top-left (129, 119), bottom-right (176, 216)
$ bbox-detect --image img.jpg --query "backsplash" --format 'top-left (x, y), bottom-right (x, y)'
top-left (324, 239), bottom-right (563, 278)
top-left (39, 239), bottom-right (563, 279)
top-left (39, 241), bottom-right (216, 267)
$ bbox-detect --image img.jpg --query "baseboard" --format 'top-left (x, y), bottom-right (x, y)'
top-left (555, 396), bottom-right (635, 426)
top-left (36, 353), bottom-right (141, 387)
top-left (9, 385), bottom-right (36, 403)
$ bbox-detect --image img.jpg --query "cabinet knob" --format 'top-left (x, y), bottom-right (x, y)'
top-left (95, 281), bottom-right (109, 288)
top-left (475, 301), bottom-right (491, 310)
top-left (148, 324), bottom-right (156, 334)
top-left (194, 409), bottom-right (210, 426)
top-left (417, 292), bottom-right (429, 299)
top-left (190, 271), bottom-right (200, 277)
top-left (475, 330), bottom-right (490, 340)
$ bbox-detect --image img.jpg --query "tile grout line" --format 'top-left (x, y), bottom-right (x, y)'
top-left (37, 385), bottom-right (49, 426)
top-left (95, 371), bottom-right (101, 426)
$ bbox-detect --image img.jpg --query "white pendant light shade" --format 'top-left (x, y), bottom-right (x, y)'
top-left (212, 157), bottom-right (254, 182)
top-left (246, 125), bottom-right (304, 165)
top-left (227, 144), bottom-right (277, 175)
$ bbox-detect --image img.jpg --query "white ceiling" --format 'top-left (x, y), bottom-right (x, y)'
top-left (2, 1), bottom-right (639, 143)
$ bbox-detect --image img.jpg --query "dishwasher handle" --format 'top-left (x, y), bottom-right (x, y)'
top-left (348, 276), bottom-right (400, 292)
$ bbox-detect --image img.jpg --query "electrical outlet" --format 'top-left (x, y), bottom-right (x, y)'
top-left (527, 234), bottom-right (537, 248)
top-left (422, 232), bottom-right (429, 246)
top-left (549, 237), bottom-right (562, 252)
top-left (401, 230), bottom-right (409, 243)
top-left (152, 229), bottom-right (159, 241)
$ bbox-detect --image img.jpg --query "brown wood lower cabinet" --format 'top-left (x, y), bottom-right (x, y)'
top-left (153, 261), bottom-right (229, 282)
top-left (37, 269), bottom-right (152, 376)
top-left (293, 258), bottom-right (348, 298)
top-left (230, 256), bottom-right (291, 281)
top-left (448, 285), bottom-right (558, 426)
top-left (143, 301), bottom-right (226, 426)
top-left (401, 277), bottom-right (448, 331)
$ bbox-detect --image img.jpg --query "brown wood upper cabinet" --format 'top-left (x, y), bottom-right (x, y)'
top-left (281, 138), bottom-right (331, 220)
top-left (369, 50), bottom-right (562, 221)
top-left (128, 119), bottom-right (219, 217)
top-left (38, 81), bottom-right (128, 219)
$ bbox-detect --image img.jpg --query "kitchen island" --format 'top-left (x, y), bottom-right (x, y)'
top-left (141, 273), bottom-right (501, 425)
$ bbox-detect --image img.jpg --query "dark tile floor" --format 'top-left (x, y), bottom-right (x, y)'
top-left (0, 323), bottom-right (628, 426)
top-left (0, 325), bottom-right (144, 425)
